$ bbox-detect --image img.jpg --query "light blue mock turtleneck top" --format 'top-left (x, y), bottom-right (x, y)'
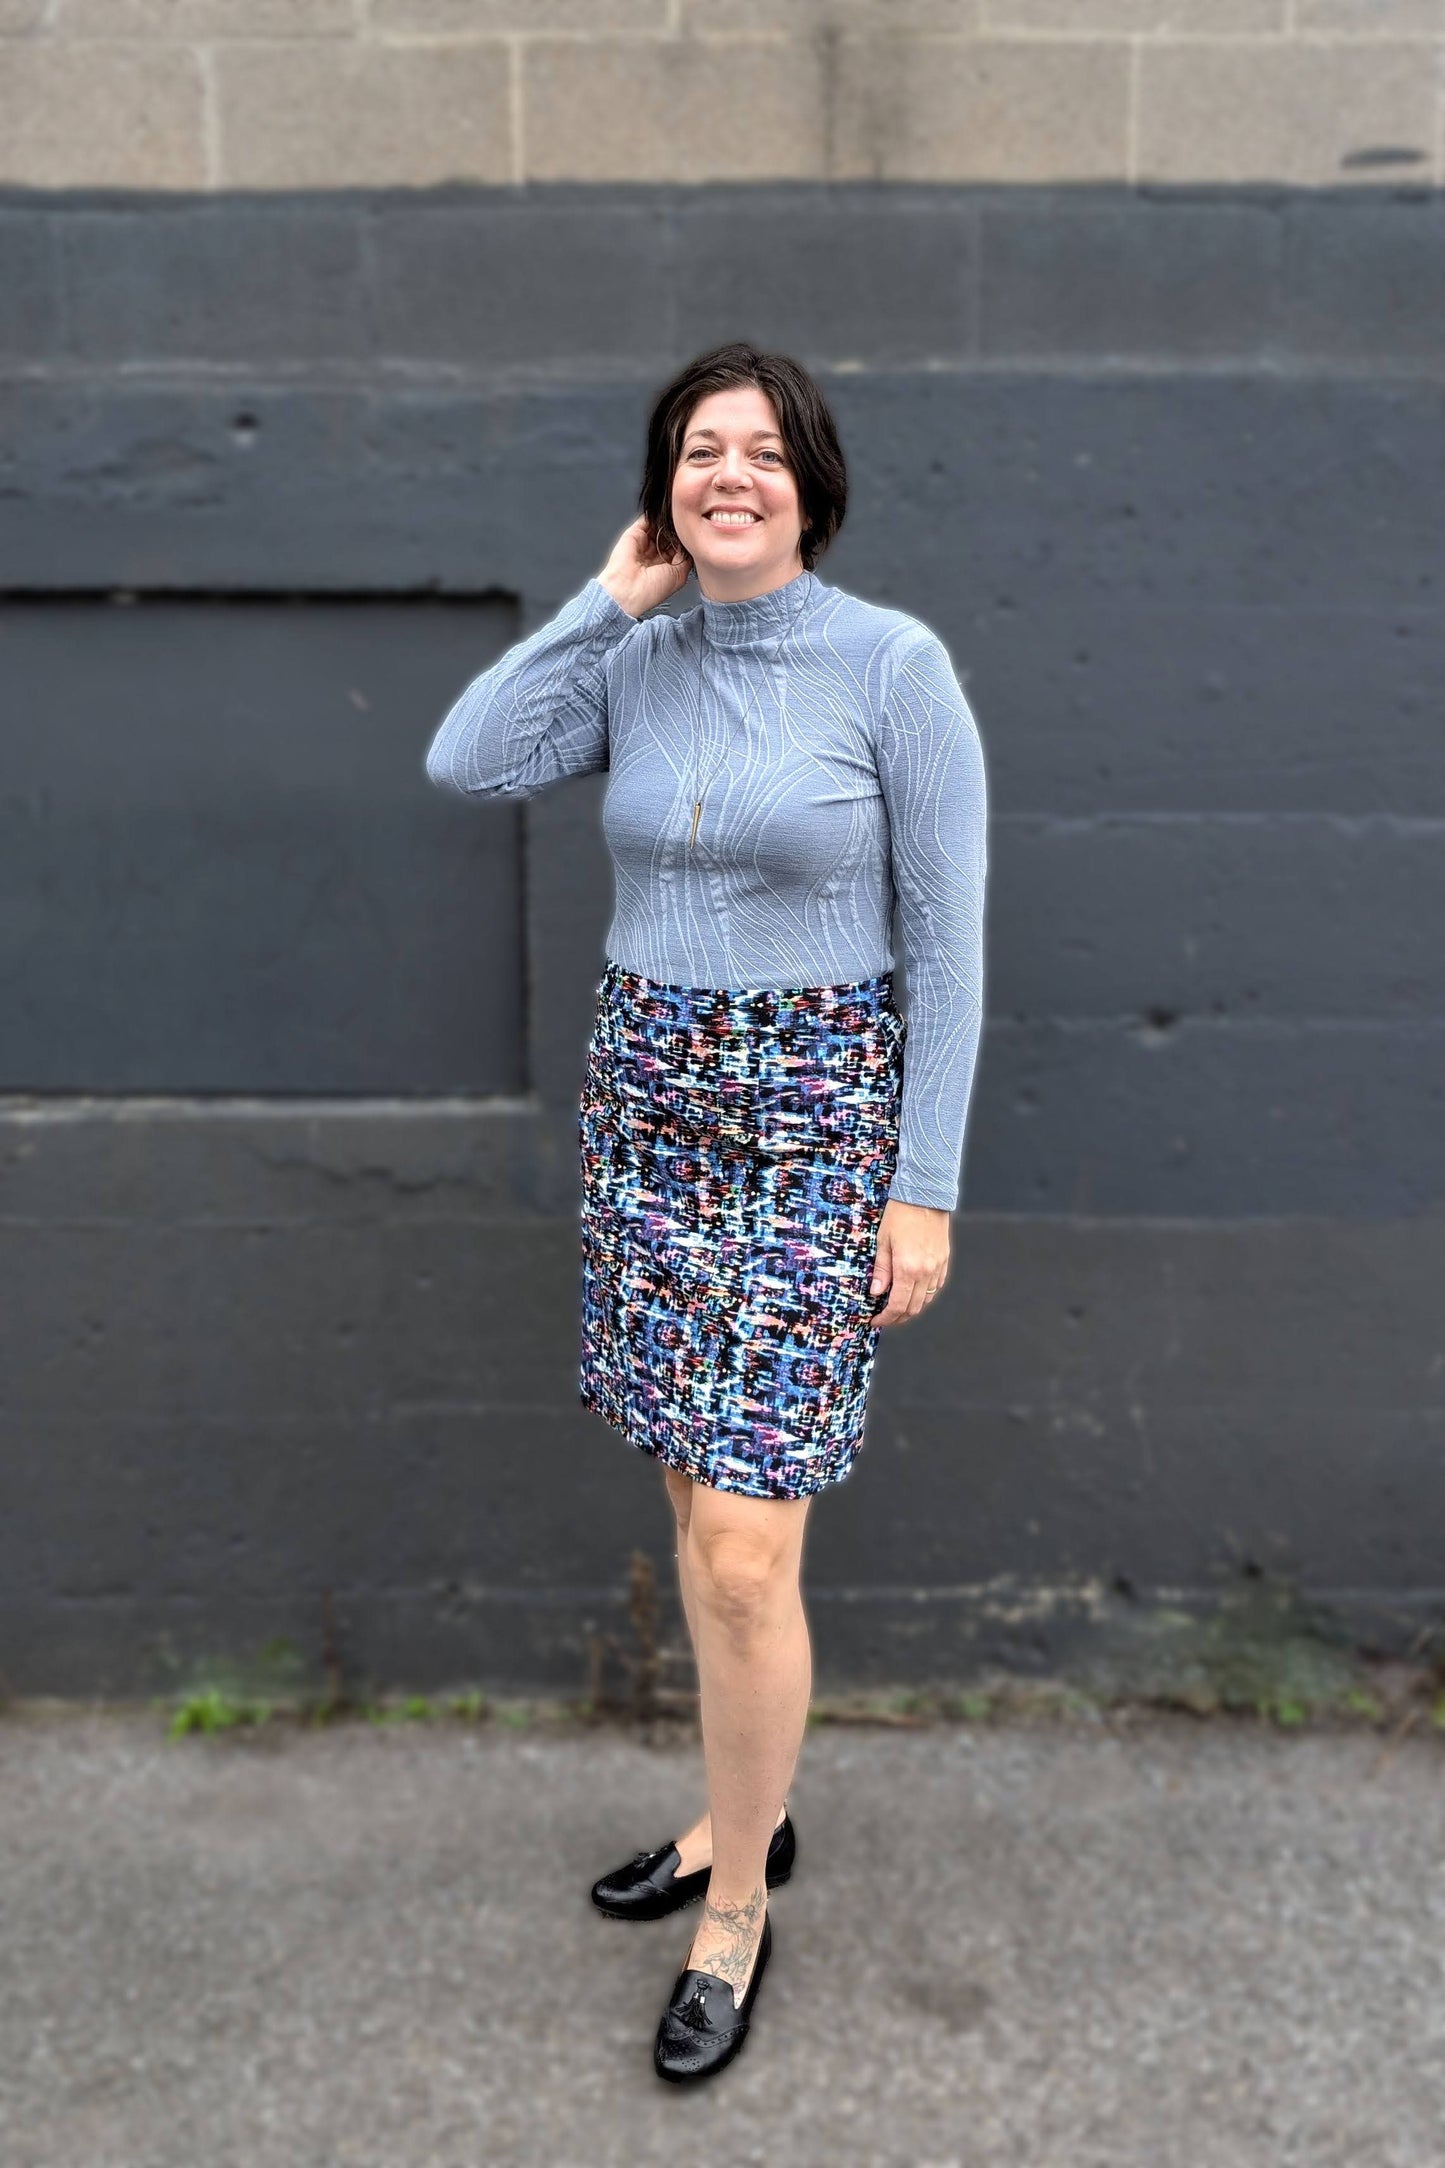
top-left (423, 566), bottom-right (988, 1212)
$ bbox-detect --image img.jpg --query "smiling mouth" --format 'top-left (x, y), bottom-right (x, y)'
top-left (705, 508), bottom-right (762, 525)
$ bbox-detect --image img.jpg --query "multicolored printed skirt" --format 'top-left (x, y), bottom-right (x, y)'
top-left (577, 959), bottom-right (905, 1501)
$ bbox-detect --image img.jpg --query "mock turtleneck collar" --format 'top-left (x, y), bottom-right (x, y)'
top-left (697, 567), bottom-right (819, 649)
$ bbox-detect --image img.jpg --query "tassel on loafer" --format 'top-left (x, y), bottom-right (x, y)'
top-left (590, 1808), bottom-right (795, 1923)
top-left (653, 1910), bottom-right (772, 2083)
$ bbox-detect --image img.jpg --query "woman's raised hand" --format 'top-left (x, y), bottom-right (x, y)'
top-left (597, 516), bottom-right (694, 620)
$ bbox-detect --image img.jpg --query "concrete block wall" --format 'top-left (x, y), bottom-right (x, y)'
top-left (0, 0), bottom-right (1442, 190)
top-left (0, 14), bottom-right (1441, 1703)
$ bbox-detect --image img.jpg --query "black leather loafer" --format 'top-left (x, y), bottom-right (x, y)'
top-left (653, 1910), bottom-right (772, 2083)
top-left (590, 1808), bottom-right (796, 1922)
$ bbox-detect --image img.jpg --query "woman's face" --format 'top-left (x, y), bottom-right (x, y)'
top-left (668, 384), bottom-right (808, 599)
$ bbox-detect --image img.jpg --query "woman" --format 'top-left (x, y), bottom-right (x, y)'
top-left (424, 342), bottom-right (988, 2083)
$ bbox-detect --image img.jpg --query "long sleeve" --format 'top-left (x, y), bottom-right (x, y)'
top-left (423, 576), bottom-right (640, 800)
top-left (873, 624), bottom-right (989, 1212)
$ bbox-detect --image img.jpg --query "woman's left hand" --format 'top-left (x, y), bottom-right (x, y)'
top-left (868, 1199), bottom-right (950, 1327)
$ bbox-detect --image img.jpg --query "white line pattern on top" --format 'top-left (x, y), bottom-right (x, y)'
top-left (424, 566), bottom-right (988, 1212)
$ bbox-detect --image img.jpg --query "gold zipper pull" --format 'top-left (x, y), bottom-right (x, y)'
top-left (689, 798), bottom-right (702, 849)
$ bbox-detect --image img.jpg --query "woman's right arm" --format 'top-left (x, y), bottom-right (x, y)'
top-left (422, 577), bottom-right (642, 801)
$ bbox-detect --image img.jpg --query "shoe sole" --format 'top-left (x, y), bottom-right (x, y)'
top-left (593, 1851), bottom-right (793, 1923)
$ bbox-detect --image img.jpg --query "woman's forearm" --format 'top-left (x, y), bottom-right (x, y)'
top-left (423, 577), bottom-right (639, 800)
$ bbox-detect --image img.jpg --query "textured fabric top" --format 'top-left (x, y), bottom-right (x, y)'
top-left (423, 566), bottom-right (988, 1212)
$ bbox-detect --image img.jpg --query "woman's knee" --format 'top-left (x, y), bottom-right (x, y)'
top-left (686, 1496), bottom-right (807, 1626)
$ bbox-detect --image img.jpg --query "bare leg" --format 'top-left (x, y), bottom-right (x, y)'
top-left (661, 1466), bottom-right (788, 1874)
top-left (675, 1477), bottom-right (814, 2005)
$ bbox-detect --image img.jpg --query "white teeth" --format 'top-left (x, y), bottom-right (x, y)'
top-left (708, 511), bottom-right (759, 524)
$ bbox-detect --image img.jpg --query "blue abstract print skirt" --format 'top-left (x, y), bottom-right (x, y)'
top-left (577, 959), bottom-right (905, 1501)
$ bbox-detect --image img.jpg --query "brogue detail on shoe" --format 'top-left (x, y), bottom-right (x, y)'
top-left (653, 1913), bottom-right (772, 2083)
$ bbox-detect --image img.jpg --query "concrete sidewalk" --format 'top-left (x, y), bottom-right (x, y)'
top-left (1, 1707), bottom-right (1440, 2167)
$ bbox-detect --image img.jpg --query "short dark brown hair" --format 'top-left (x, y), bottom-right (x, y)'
top-left (638, 342), bottom-right (847, 575)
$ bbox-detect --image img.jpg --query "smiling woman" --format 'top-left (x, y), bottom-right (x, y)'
top-left (422, 339), bottom-right (988, 2084)
top-left (642, 350), bottom-right (844, 598)
top-left (684, 424), bottom-right (785, 539)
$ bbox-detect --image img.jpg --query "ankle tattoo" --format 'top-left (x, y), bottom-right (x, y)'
top-left (693, 1883), bottom-right (767, 2000)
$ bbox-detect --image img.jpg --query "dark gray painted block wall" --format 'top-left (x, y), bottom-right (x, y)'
top-left (1, 596), bottom-right (524, 1091)
top-left (0, 183), bottom-right (1440, 1699)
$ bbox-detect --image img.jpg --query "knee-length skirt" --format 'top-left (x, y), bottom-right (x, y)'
top-left (577, 958), bottom-right (905, 1501)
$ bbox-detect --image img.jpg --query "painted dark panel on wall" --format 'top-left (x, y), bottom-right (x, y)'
top-left (0, 595), bottom-right (522, 1092)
